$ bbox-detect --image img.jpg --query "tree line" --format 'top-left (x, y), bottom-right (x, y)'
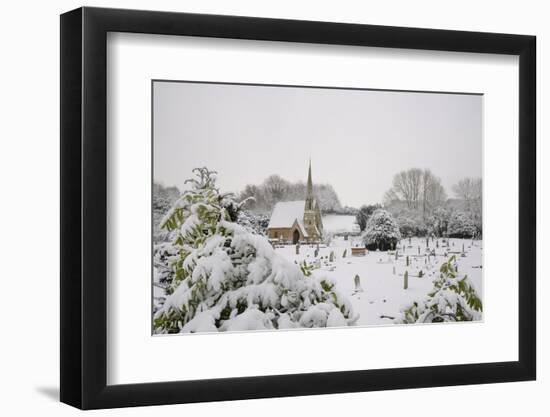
top-left (373, 168), bottom-right (482, 238)
top-left (153, 167), bottom-right (483, 242)
top-left (238, 174), bottom-right (343, 213)
top-left (383, 168), bottom-right (447, 217)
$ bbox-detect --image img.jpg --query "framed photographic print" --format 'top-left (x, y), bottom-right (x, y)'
top-left (60, 7), bottom-right (536, 409)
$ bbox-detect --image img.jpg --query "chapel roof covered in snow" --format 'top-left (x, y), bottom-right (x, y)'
top-left (321, 214), bottom-right (361, 235)
top-left (268, 200), bottom-right (308, 236)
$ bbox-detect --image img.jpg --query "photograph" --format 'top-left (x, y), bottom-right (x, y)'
top-left (152, 80), bottom-right (483, 335)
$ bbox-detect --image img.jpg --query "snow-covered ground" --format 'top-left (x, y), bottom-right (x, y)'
top-left (322, 214), bottom-right (360, 235)
top-left (275, 236), bottom-right (483, 326)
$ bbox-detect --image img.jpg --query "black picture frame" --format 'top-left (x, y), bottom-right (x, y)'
top-left (60, 6), bottom-right (536, 410)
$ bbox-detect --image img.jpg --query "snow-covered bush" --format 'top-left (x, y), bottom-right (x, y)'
top-left (393, 209), bottom-right (428, 237)
top-left (355, 204), bottom-right (382, 231)
top-left (362, 209), bottom-right (401, 251)
top-left (427, 207), bottom-right (449, 237)
top-left (153, 183), bottom-right (180, 243)
top-left (153, 241), bottom-right (179, 287)
top-left (447, 211), bottom-right (476, 238)
top-left (236, 210), bottom-right (269, 235)
top-left (154, 167), bottom-right (356, 334)
top-left (396, 256), bottom-right (482, 324)
top-left (396, 216), bottom-right (414, 238)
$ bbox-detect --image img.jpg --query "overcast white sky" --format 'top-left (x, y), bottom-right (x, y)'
top-left (153, 81), bottom-right (482, 207)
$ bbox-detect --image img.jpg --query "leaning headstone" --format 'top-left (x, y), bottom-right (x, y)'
top-left (314, 248), bottom-right (319, 258)
top-left (354, 274), bottom-right (363, 293)
top-left (342, 249), bottom-right (347, 258)
top-left (404, 270), bottom-right (409, 289)
top-left (406, 255), bottom-right (410, 267)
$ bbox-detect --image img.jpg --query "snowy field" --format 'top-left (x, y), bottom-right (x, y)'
top-left (275, 236), bottom-right (483, 326)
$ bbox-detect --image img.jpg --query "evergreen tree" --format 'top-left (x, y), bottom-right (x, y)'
top-left (154, 167), bottom-right (356, 333)
top-left (236, 210), bottom-right (270, 235)
top-left (362, 209), bottom-right (401, 251)
top-left (447, 211), bottom-right (476, 238)
top-left (427, 207), bottom-right (450, 237)
top-left (355, 204), bottom-right (382, 231)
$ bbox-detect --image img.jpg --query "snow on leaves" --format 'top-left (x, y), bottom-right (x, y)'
top-left (362, 209), bottom-right (401, 250)
top-left (447, 210), bottom-right (477, 238)
top-left (396, 255), bottom-right (482, 324)
top-left (153, 167), bottom-right (356, 334)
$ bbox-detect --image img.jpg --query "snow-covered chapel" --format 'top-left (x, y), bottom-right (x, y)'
top-left (266, 161), bottom-right (324, 244)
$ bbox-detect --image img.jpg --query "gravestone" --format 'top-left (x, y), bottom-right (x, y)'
top-left (404, 270), bottom-right (409, 289)
top-left (354, 274), bottom-right (363, 293)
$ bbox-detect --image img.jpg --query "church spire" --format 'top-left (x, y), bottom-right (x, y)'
top-left (306, 159), bottom-right (314, 210)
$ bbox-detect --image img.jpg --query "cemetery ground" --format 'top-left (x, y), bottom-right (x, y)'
top-left (275, 236), bottom-right (483, 326)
